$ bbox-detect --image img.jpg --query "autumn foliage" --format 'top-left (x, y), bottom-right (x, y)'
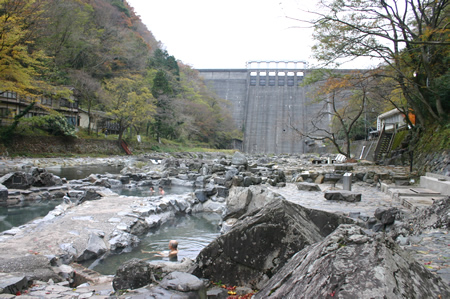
top-left (0, 0), bottom-right (238, 147)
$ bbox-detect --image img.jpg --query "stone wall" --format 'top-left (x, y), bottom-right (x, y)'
top-left (413, 150), bottom-right (449, 176)
top-left (2, 136), bottom-right (125, 156)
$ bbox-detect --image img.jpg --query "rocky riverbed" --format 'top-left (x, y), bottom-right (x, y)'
top-left (0, 152), bottom-right (448, 298)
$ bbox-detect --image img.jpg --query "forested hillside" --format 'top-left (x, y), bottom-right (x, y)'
top-left (0, 0), bottom-right (239, 148)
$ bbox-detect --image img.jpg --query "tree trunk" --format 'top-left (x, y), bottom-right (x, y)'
top-left (118, 125), bottom-right (124, 142)
top-left (87, 98), bottom-right (94, 135)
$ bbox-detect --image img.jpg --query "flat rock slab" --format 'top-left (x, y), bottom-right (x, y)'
top-left (400, 196), bottom-right (439, 212)
top-left (389, 187), bottom-right (441, 198)
top-left (0, 194), bottom-right (141, 261)
top-left (296, 182), bottom-right (321, 191)
top-left (0, 275), bottom-right (30, 295)
top-left (324, 190), bottom-right (362, 202)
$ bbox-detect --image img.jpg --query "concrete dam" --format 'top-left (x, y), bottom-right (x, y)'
top-left (199, 61), bottom-right (327, 154)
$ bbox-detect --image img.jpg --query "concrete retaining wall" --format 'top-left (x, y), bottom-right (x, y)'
top-left (420, 173), bottom-right (450, 195)
top-left (3, 136), bottom-right (125, 156)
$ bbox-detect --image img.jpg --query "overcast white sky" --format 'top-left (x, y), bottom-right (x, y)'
top-left (127, 0), bottom-right (374, 70)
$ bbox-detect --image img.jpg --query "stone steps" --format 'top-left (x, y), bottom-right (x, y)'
top-left (400, 196), bottom-right (446, 212)
top-left (71, 263), bottom-right (105, 285)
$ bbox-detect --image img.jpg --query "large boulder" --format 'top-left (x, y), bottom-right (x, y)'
top-left (159, 271), bottom-right (205, 294)
top-left (113, 258), bottom-right (197, 293)
top-left (113, 259), bottom-right (155, 291)
top-left (191, 197), bottom-right (353, 289)
top-left (194, 189), bottom-right (208, 203)
top-left (108, 231), bottom-right (140, 253)
top-left (375, 207), bottom-right (400, 225)
top-left (255, 224), bottom-right (450, 298)
top-left (0, 168), bottom-right (62, 190)
top-left (76, 232), bottom-right (108, 262)
top-left (223, 186), bottom-right (283, 221)
top-left (231, 152), bottom-right (248, 166)
top-left (77, 188), bottom-right (102, 204)
top-left (148, 258), bottom-right (196, 280)
top-left (0, 172), bottom-right (33, 189)
top-left (31, 167), bottom-right (61, 187)
top-left (0, 275), bottom-right (31, 295)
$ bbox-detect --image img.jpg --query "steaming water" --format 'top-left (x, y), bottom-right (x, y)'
top-left (84, 213), bottom-right (221, 275)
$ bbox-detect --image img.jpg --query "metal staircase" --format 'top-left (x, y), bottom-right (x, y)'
top-left (373, 125), bottom-right (395, 162)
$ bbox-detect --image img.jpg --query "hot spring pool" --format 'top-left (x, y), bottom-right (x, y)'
top-left (0, 200), bottom-right (62, 232)
top-left (83, 213), bottom-right (221, 275)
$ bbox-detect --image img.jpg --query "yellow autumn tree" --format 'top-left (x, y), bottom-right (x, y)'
top-left (0, 0), bottom-right (73, 143)
top-left (0, 0), bottom-right (63, 97)
top-left (103, 74), bottom-right (156, 142)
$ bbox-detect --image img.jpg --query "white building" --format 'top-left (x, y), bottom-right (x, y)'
top-left (376, 108), bottom-right (408, 132)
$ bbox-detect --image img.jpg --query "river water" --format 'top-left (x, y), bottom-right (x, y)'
top-left (0, 200), bottom-right (62, 232)
top-left (7, 165), bottom-right (221, 274)
top-left (0, 165), bottom-right (123, 232)
top-left (83, 213), bottom-right (221, 275)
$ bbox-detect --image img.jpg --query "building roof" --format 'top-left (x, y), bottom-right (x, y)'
top-left (378, 108), bottom-right (403, 119)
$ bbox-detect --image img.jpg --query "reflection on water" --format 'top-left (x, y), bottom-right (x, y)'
top-left (116, 185), bottom-right (195, 197)
top-left (0, 200), bottom-right (62, 232)
top-left (46, 165), bottom-right (122, 181)
top-left (84, 213), bottom-right (221, 275)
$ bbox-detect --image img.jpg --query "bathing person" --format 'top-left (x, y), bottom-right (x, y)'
top-left (149, 186), bottom-right (155, 195)
top-left (163, 240), bottom-right (178, 258)
top-left (142, 240), bottom-right (178, 260)
top-left (158, 186), bottom-right (165, 196)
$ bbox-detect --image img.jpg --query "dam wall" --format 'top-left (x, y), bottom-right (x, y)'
top-left (199, 64), bottom-right (327, 154)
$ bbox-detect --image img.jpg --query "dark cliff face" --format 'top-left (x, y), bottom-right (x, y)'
top-left (191, 198), bottom-right (354, 288)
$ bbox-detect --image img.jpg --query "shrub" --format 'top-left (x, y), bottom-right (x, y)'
top-left (21, 114), bottom-right (77, 137)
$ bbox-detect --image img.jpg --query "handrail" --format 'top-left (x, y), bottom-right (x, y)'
top-left (386, 131), bottom-right (396, 155)
top-left (373, 124), bottom-right (386, 161)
